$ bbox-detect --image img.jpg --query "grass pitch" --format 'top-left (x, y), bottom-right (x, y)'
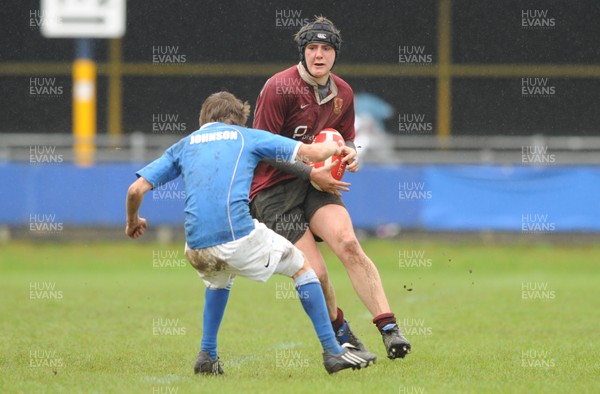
top-left (1, 239), bottom-right (599, 393)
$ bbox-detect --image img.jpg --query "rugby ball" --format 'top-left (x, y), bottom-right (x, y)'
top-left (310, 128), bottom-right (346, 191)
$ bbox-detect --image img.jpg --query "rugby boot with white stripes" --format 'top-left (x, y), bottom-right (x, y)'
top-left (322, 343), bottom-right (376, 374)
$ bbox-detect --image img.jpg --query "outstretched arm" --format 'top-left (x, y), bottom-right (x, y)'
top-left (125, 177), bottom-right (153, 239)
top-left (297, 141), bottom-right (349, 163)
top-left (263, 138), bottom-right (357, 177)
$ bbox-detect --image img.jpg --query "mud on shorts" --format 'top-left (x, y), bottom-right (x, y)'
top-left (185, 220), bottom-right (304, 289)
top-left (250, 178), bottom-right (346, 244)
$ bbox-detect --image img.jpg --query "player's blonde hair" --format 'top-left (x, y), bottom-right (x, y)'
top-left (199, 91), bottom-right (251, 127)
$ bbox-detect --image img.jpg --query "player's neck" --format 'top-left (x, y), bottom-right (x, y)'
top-left (307, 67), bottom-right (330, 85)
top-left (314, 74), bottom-right (330, 85)
top-left (300, 63), bottom-right (330, 85)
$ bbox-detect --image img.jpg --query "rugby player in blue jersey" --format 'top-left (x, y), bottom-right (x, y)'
top-left (125, 91), bottom-right (376, 375)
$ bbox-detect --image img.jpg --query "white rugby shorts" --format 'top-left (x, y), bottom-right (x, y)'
top-left (185, 220), bottom-right (304, 289)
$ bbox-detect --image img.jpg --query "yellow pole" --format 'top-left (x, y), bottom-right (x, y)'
top-left (73, 58), bottom-right (96, 167)
top-left (437, 0), bottom-right (452, 139)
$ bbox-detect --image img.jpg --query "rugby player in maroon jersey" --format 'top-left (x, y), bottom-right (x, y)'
top-left (250, 16), bottom-right (411, 360)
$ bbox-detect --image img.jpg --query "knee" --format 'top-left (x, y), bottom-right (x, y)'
top-left (337, 232), bottom-right (362, 258)
top-left (304, 259), bottom-right (329, 284)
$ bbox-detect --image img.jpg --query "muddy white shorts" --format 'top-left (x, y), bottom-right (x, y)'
top-left (184, 220), bottom-right (304, 289)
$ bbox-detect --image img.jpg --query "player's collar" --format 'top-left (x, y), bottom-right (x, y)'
top-left (199, 122), bottom-right (217, 130)
top-left (297, 63), bottom-right (338, 105)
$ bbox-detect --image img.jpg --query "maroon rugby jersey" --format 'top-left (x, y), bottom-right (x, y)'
top-left (250, 64), bottom-right (355, 200)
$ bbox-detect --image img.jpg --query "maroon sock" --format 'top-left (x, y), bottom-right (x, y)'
top-left (373, 312), bottom-right (397, 332)
top-left (331, 307), bottom-right (345, 332)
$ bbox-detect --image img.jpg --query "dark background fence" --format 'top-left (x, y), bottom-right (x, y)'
top-left (2, 0), bottom-right (600, 136)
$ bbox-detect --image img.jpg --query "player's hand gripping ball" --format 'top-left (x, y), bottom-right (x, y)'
top-left (310, 128), bottom-right (347, 191)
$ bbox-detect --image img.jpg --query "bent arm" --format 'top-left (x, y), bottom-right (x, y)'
top-left (297, 141), bottom-right (341, 163)
top-left (265, 141), bottom-right (358, 181)
top-left (125, 177), bottom-right (153, 239)
top-left (126, 177), bottom-right (153, 223)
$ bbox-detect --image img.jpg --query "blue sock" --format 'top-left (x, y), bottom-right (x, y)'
top-left (201, 284), bottom-right (231, 360)
top-left (294, 270), bottom-right (344, 355)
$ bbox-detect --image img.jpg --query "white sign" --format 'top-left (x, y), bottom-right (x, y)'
top-left (41, 0), bottom-right (126, 38)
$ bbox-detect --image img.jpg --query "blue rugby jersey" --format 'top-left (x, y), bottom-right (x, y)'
top-left (137, 122), bottom-right (301, 249)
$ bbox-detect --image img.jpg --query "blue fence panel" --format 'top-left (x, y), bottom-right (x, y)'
top-left (0, 163), bottom-right (185, 226)
top-left (422, 165), bottom-right (600, 232)
top-left (1, 162), bottom-right (599, 231)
